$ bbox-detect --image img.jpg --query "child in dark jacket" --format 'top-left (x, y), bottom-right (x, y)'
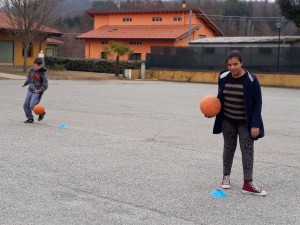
top-left (22, 58), bottom-right (48, 123)
top-left (213, 50), bottom-right (266, 196)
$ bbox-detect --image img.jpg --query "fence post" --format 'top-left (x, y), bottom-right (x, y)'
top-left (141, 62), bottom-right (145, 80)
top-left (145, 53), bottom-right (151, 69)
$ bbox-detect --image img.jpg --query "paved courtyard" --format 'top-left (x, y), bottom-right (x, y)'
top-left (0, 79), bottom-right (299, 225)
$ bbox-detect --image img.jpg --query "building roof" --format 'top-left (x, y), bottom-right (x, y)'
top-left (0, 11), bottom-right (62, 36)
top-left (86, 9), bottom-right (223, 37)
top-left (0, 12), bottom-right (11, 29)
top-left (46, 38), bottom-right (64, 45)
top-left (193, 10), bottom-right (223, 36)
top-left (87, 8), bottom-right (195, 16)
top-left (190, 36), bottom-right (300, 44)
top-left (76, 25), bottom-right (200, 40)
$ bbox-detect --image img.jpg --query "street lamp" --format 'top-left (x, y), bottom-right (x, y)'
top-left (275, 21), bottom-right (283, 72)
top-left (181, 0), bottom-right (192, 43)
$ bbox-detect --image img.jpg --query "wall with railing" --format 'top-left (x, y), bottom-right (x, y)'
top-left (146, 46), bottom-right (300, 74)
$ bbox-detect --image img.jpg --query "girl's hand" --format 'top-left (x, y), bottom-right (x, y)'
top-left (251, 127), bottom-right (260, 139)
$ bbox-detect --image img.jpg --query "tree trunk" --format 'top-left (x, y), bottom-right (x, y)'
top-left (23, 43), bottom-right (29, 72)
top-left (115, 55), bottom-right (120, 76)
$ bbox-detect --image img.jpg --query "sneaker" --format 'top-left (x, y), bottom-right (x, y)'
top-left (221, 175), bottom-right (231, 189)
top-left (242, 182), bottom-right (267, 196)
top-left (24, 119), bottom-right (34, 123)
top-left (38, 112), bottom-right (46, 121)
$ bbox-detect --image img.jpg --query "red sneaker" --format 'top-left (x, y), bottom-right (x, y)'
top-left (221, 175), bottom-right (231, 189)
top-left (242, 182), bottom-right (267, 196)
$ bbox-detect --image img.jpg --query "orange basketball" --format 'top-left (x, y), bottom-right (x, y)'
top-left (33, 104), bottom-right (45, 115)
top-left (200, 95), bottom-right (221, 117)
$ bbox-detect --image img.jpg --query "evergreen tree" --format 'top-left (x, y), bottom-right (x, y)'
top-left (276, 0), bottom-right (300, 27)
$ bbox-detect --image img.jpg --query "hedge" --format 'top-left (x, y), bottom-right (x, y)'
top-left (45, 57), bottom-right (144, 73)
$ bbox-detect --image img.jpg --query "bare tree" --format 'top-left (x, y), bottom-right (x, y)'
top-left (1, 0), bottom-right (61, 71)
top-left (253, 20), bottom-right (273, 36)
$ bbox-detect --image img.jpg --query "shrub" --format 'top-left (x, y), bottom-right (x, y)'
top-left (45, 57), bottom-right (144, 73)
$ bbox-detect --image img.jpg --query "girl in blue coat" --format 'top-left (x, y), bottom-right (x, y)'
top-left (213, 50), bottom-right (266, 196)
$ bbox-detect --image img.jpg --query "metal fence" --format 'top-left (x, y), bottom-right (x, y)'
top-left (146, 46), bottom-right (300, 73)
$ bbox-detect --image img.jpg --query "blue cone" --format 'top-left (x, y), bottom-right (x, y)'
top-left (58, 124), bottom-right (68, 129)
top-left (210, 189), bottom-right (228, 198)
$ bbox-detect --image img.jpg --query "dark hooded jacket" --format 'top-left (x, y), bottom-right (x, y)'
top-left (213, 69), bottom-right (264, 140)
top-left (24, 67), bottom-right (48, 94)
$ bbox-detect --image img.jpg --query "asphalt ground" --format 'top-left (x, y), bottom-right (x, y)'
top-left (0, 79), bottom-right (299, 225)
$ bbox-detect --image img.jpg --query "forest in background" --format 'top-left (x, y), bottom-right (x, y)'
top-left (53, 0), bottom-right (300, 58)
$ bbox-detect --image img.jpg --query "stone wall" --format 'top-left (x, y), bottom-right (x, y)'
top-left (130, 69), bottom-right (300, 88)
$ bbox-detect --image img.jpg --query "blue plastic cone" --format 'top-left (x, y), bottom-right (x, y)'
top-left (58, 124), bottom-right (68, 129)
top-left (210, 189), bottom-right (228, 198)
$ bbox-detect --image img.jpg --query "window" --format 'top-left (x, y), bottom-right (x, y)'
top-left (152, 17), bottom-right (162, 22)
top-left (259, 47), bottom-right (272, 55)
top-left (204, 48), bottom-right (215, 54)
top-left (22, 42), bottom-right (33, 57)
top-left (0, 41), bottom-right (13, 62)
top-left (101, 52), bottom-right (108, 59)
top-left (129, 41), bottom-right (142, 45)
top-left (46, 47), bottom-right (55, 57)
top-left (173, 17), bottom-right (182, 22)
top-left (123, 18), bottom-right (132, 22)
top-left (199, 35), bottom-right (206, 39)
top-left (108, 28), bottom-right (118, 32)
top-left (129, 53), bottom-right (141, 60)
top-left (101, 41), bottom-right (108, 45)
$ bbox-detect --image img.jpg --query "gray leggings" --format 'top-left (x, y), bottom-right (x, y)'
top-left (222, 119), bottom-right (254, 182)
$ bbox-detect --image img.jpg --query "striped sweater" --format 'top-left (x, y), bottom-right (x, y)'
top-left (223, 74), bottom-right (247, 124)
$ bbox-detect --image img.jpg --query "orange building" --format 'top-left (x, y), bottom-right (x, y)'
top-left (77, 9), bottom-right (223, 60)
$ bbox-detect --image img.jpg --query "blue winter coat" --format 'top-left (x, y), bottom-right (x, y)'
top-left (213, 70), bottom-right (265, 140)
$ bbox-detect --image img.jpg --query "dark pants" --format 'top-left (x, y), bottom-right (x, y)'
top-left (23, 91), bottom-right (42, 120)
top-left (222, 119), bottom-right (254, 182)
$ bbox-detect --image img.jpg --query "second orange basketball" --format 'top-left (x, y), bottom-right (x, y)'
top-left (200, 95), bottom-right (221, 117)
top-left (33, 104), bottom-right (45, 115)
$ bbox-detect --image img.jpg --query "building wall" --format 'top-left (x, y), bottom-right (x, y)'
top-left (291, 42), bottom-right (300, 47)
top-left (85, 39), bottom-right (182, 60)
top-left (190, 43), bottom-right (291, 48)
top-left (94, 12), bottom-right (202, 27)
top-left (94, 12), bottom-right (216, 37)
top-left (0, 32), bottom-right (47, 66)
